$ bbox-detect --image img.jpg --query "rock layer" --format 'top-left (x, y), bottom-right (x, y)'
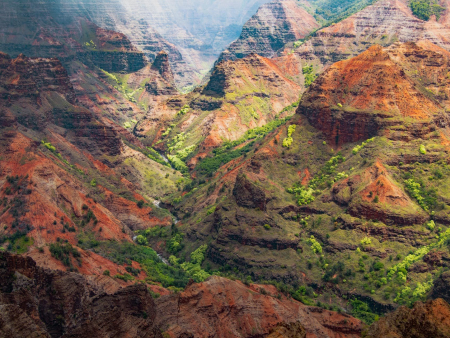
top-left (0, 252), bottom-right (161, 338)
top-left (366, 298), bottom-right (450, 338)
top-left (221, 0), bottom-right (319, 60)
top-left (155, 275), bottom-right (362, 338)
top-left (298, 42), bottom-right (447, 147)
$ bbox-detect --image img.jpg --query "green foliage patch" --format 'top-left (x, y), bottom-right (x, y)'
top-left (404, 176), bottom-right (437, 211)
top-left (409, 0), bottom-right (445, 21)
top-left (302, 65), bottom-right (317, 87)
top-left (282, 124), bottom-right (296, 148)
top-left (79, 237), bottom-right (190, 288)
top-left (49, 242), bottom-right (81, 268)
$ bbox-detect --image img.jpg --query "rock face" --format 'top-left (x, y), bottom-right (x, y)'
top-left (366, 298), bottom-right (450, 338)
top-left (0, 52), bottom-right (175, 276)
top-left (0, 252), bottom-right (161, 338)
top-left (0, 0), bottom-right (147, 73)
top-left (118, 0), bottom-right (272, 85)
top-left (233, 174), bottom-right (267, 211)
top-left (0, 53), bottom-right (122, 155)
top-left (298, 42), bottom-right (447, 147)
top-left (332, 161), bottom-right (427, 226)
top-left (145, 51), bottom-right (178, 96)
top-left (155, 275), bottom-right (362, 338)
top-left (142, 52), bottom-right (301, 164)
top-left (266, 322), bottom-right (306, 338)
top-left (273, 0), bottom-right (450, 89)
top-left (221, 0), bottom-right (319, 60)
top-left (430, 271), bottom-right (450, 304)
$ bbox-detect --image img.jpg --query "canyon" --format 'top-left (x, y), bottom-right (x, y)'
top-left (2, 0), bottom-right (450, 337)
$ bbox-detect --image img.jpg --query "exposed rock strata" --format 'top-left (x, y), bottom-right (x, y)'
top-left (298, 43), bottom-right (447, 147)
top-left (155, 275), bottom-right (362, 338)
top-left (0, 252), bottom-right (161, 338)
top-left (366, 298), bottom-right (450, 338)
top-left (221, 0), bottom-right (319, 60)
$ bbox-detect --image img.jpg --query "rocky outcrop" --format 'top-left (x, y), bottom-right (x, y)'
top-left (147, 52), bottom-right (300, 166)
top-left (273, 0), bottom-right (450, 90)
top-left (430, 271), bottom-right (450, 304)
top-left (155, 275), bottom-right (362, 338)
top-left (233, 174), bottom-right (267, 210)
top-left (220, 0), bottom-right (319, 60)
top-left (366, 298), bottom-right (450, 338)
top-left (116, 0), bottom-right (272, 87)
top-left (77, 23), bottom-right (147, 72)
top-left (145, 51), bottom-right (178, 95)
top-left (265, 321), bottom-right (306, 338)
top-left (0, 53), bottom-right (122, 156)
top-left (0, 0), bottom-right (148, 74)
top-left (298, 43), bottom-right (444, 147)
top-left (0, 252), bottom-right (161, 338)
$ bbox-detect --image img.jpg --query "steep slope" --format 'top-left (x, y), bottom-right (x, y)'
top-left (155, 275), bottom-right (362, 338)
top-left (0, 0), bottom-right (195, 88)
top-left (136, 53), bottom-right (301, 170)
top-left (0, 1), bottom-right (147, 73)
top-left (0, 252), bottom-right (365, 338)
top-left (151, 41), bottom-right (450, 322)
top-left (366, 298), bottom-right (450, 338)
top-left (300, 43), bottom-right (443, 147)
top-left (221, 0), bottom-right (320, 60)
top-left (273, 0), bottom-right (450, 89)
top-left (119, 0), bottom-right (272, 84)
top-left (0, 252), bottom-right (162, 338)
top-left (0, 53), bottom-right (183, 281)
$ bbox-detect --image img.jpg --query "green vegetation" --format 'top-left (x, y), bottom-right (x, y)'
top-left (206, 206), bottom-right (216, 215)
top-left (352, 137), bottom-right (375, 154)
top-left (49, 242), bottom-right (81, 269)
top-left (166, 233), bottom-right (184, 254)
top-left (307, 235), bottom-right (323, 254)
top-left (349, 298), bottom-right (379, 324)
top-left (404, 176), bottom-right (437, 211)
top-left (279, 100), bottom-right (300, 115)
top-left (394, 279), bottom-right (433, 306)
top-left (213, 117), bottom-right (290, 157)
top-left (0, 231), bottom-right (33, 254)
top-left (197, 141), bottom-right (254, 176)
top-left (78, 236), bottom-right (190, 288)
top-left (101, 69), bottom-right (138, 103)
top-left (288, 152), bottom-right (347, 206)
top-left (388, 226), bottom-right (450, 285)
top-left (282, 124), bottom-right (296, 148)
top-left (419, 144), bottom-right (427, 154)
top-left (287, 185), bottom-right (315, 205)
top-left (309, 153), bottom-right (346, 189)
top-left (360, 237), bottom-right (372, 246)
top-left (302, 65), bottom-right (317, 87)
top-left (167, 155), bottom-right (189, 174)
top-left (114, 273), bottom-right (134, 281)
top-left (409, 0), bottom-right (445, 21)
top-left (309, 0), bottom-right (379, 27)
top-left (170, 245), bottom-right (210, 282)
top-left (177, 104), bottom-right (190, 116)
top-left (135, 235), bottom-right (148, 245)
top-left (146, 147), bottom-right (170, 167)
top-left (41, 140), bottom-right (57, 153)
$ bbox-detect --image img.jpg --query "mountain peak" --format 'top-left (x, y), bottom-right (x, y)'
top-left (299, 41), bottom-right (445, 146)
